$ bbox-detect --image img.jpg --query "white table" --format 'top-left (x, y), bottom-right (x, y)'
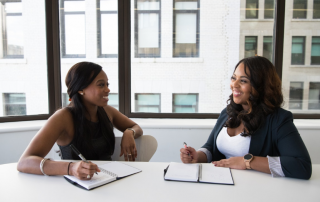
top-left (1, 162), bottom-right (319, 202)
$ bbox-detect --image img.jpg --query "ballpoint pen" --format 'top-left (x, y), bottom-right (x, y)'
top-left (183, 142), bottom-right (190, 156)
top-left (70, 144), bottom-right (98, 175)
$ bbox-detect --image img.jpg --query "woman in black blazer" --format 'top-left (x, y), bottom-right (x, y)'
top-left (180, 56), bottom-right (312, 179)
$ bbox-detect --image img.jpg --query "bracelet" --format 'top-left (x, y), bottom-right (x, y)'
top-left (126, 128), bottom-right (136, 138)
top-left (40, 158), bottom-right (52, 176)
top-left (67, 162), bottom-right (72, 175)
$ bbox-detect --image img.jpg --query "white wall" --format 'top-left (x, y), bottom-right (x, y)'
top-left (0, 119), bottom-right (319, 165)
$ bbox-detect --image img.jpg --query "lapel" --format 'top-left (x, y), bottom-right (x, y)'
top-left (248, 118), bottom-right (269, 156)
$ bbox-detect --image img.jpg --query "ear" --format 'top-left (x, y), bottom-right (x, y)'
top-left (78, 90), bottom-right (84, 95)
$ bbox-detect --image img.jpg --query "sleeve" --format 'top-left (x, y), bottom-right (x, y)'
top-left (267, 156), bottom-right (285, 177)
top-left (198, 148), bottom-right (212, 163)
top-left (275, 110), bottom-right (312, 179)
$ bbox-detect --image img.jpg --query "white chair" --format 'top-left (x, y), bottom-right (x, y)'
top-left (111, 135), bottom-right (158, 162)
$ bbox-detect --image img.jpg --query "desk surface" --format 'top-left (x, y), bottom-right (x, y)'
top-left (1, 162), bottom-right (319, 202)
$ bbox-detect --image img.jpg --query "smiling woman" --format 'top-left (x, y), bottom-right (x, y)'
top-left (17, 62), bottom-right (143, 181)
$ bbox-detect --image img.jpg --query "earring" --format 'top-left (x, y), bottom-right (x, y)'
top-left (80, 92), bottom-right (83, 95)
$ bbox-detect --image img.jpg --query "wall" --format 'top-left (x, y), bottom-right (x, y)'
top-left (1, 118), bottom-right (319, 165)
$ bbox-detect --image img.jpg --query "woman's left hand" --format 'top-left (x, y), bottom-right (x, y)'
top-left (212, 157), bottom-right (246, 170)
top-left (120, 130), bottom-right (137, 161)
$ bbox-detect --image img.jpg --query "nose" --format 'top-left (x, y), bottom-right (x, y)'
top-left (105, 85), bottom-right (110, 93)
top-left (231, 78), bottom-right (240, 88)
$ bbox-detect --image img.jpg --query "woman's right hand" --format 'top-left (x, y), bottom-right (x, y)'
top-left (69, 161), bottom-right (100, 180)
top-left (180, 147), bottom-right (198, 163)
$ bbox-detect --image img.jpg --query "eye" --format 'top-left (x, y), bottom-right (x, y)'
top-left (107, 83), bottom-right (110, 87)
top-left (231, 76), bottom-right (236, 80)
top-left (241, 80), bottom-right (248, 83)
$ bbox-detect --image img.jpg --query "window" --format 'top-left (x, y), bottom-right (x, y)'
top-left (314, 0), bottom-right (320, 19)
top-left (309, 82), bottom-right (320, 109)
top-left (263, 36), bottom-right (273, 62)
top-left (3, 93), bottom-right (26, 116)
top-left (246, 0), bottom-right (258, 19)
top-left (134, 0), bottom-right (160, 57)
top-left (173, 0), bottom-right (199, 57)
top-left (172, 94), bottom-right (198, 113)
top-left (264, 0), bottom-right (274, 19)
top-left (293, 0), bottom-right (307, 19)
top-left (245, 36), bottom-right (257, 58)
top-left (135, 93), bottom-right (160, 113)
top-left (291, 36), bottom-right (305, 65)
top-left (60, 0), bottom-right (86, 58)
top-left (1, 1), bottom-right (23, 58)
top-left (289, 82), bottom-right (304, 110)
top-left (62, 93), bottom-right (70, 107)
top-left (108, 93), bottom-right (119, 110)
top-left (97, 0), bottom-right (118, 58)
top-left (311, 37), bottom-right (320, 65)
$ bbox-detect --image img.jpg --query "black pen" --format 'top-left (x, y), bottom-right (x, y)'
top-left (70, 144), bottom-right (98, 175)
top-left (183, 142), bottom-right (190, 156)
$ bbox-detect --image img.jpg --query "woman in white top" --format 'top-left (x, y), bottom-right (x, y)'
top-left (180, 56), bottom-right (312, 179)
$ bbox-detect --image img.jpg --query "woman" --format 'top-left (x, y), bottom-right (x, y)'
top-left (17, 62), bottom-right (143, 180)
top-left (180, 56), bottom-right (312, 179)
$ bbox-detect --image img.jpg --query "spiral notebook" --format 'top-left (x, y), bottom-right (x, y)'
top-left (64, 161), bottom-right (141, 190)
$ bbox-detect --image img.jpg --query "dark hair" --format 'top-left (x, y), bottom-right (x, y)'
top-left (65, 62), bottom-right (115, 159)
top-left (225, 56), bottom-right (283, 136)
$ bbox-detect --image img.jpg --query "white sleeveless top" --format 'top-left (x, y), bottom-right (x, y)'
top-left (216, 127), bottom-right (251, 159)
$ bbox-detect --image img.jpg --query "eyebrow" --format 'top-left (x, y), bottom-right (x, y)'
top-left (233, 74), bottom-right (250, 79)
top-left (96, 79), bottom-right (107, 83)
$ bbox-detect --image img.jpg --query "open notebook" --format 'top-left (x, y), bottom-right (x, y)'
top-left (64, 161), bottom-right (142, 190)
top-left (164, 162), bottom-right (234, 185)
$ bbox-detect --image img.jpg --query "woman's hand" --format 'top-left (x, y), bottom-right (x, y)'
top-left (212, 156), bottom-right (246, 170)
top-left (120, 130), bottom-right (137, 161)
top-left (180, 147), bottom-right (198, 163)
top-left (69, 161), bottom-right (100, 180)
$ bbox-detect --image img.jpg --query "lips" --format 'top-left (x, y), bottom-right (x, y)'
top-left (103, 96), bottom-right (109, 101)
top-left (233, 90), bottom-right (242, 97)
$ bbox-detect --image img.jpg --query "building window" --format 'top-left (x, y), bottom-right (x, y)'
top-left (59, 0), bottom-right (86, 58)
top-left (245, 36), bottom-right (257, 58)
top-left (134, 0), bottom-right (160, 58)
top-left (293, 0), bottom-right (307, 19)
top-left (309, 82), bottom-right (320, 109)
top-left (1, 1), bottom-right (23, 58)
top-left (97, 0), bottom-right (118, 58)
top-left (173, 0), bottom-right (200, 57)
top-left (263, 36), bottom-right (273, 62)
top-left (264, 0), bottom-right (274, 19)
top-left (3, 93), bottom-right (26, 116)
top-left (135, 93), bottom-right (160, 113)
top-left (311, 36), bottom-right (320, 65)
top-left (289, 82), bottom-right (304, 110)
top-left (172, 93), bottom-right (198, 113)
top-left (246, 0), bottom-right (258, 19)
top-left (108, 93), bottom-right (119, 110)
top-left (62, 93), bottom-right (70, 107)
top-left (291, 36), bottom-right (305, 65)
top-left (314, 0), bottom-right (320, 18)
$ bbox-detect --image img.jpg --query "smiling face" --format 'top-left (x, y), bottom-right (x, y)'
top-left (230, 63), bottom-right (252, 111)
top-left (79, 70), bottom-right (110, 107)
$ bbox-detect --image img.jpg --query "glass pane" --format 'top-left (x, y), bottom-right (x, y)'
top-left (282, 1), bottom-right (320, 114)
top-left (264, 0), bottom-right (274, 19)
top-left (131, 0), bottom-right (275, 114)
top-left (59, 0), bottom-right (119, 109)
top-left (246, 0), bottom-right (258, 19)
top-left (0, 0), bottom-right (49, 117)
top-left (173, 94), bottom-right (197, 105)
top-left (314, 0), bottom-right (320, 19)
top-left (137, 0), bottom-right (160, 10)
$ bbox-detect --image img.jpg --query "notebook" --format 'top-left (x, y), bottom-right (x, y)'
top-left (64, 161), bottom-right (142, 190)
top-left (164, 162), bottom-right (234, 185)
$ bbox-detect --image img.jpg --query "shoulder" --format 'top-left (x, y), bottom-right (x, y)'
top-left (267, 108), bottom-right (294, 129)
top-left (102, 105), bottom-right (119, 123)
top-left (218, 107), bottom-right (228, 120)
top-left (47, 107), bottom-right (74, 128)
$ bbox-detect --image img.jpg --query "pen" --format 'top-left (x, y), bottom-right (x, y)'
top-left (183, 142), bottom-right (190, 156)
top-left (70, 144), bottom-right (98, 175)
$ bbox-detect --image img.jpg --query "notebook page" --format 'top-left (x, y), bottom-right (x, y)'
top-left (65, 173), bottom-right (116, 189)
top-left (200, 164), bottom-right (233, 184)
top-left (99, 162), bottom-right (141, 178)
top-left (165, 162), bottom-right (199, 182)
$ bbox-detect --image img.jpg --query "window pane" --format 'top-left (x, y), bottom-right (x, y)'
top-left (314, 0), bottom-right (320, 18)
top-left (135, 94), bottom-right (160, 113)
top-left (0, 0), bottom-right (49, 117)
top-left (246, 0), bottom-right (258, 19)
top-left (293, 0), bottom-right (307, 19)
top-left (291, 36), bottom-right (305, 65)
top-left (138, 13), bottom-right (159, 48)
top-left (309, 82), bottom-right (320, 109)
top-left (173, 94), bottom-right (198, 113)
top-left (289, 82), bottom-right (304, 109)
top-left (264, 0), bottom-right (274, 19)
top-left (311, 37), bottom-right (320, 64)
top-left (245, 36), bottom-right (257, 58)
top-left (138, 0), bottom-right (160, 10)
top-left (60, 0), bottom-right (119, 110)
top-left (263, 36), bottom-right (273, 62)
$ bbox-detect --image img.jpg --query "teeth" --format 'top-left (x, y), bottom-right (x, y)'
top-left (103, 96), bottom-right (108, 99)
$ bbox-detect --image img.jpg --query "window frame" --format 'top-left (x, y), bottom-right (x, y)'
top-left (1, 0), bottom-right (319, 123)
top-left (59, 0), bottom-right (86, 58)
top-left (134, 0), bottom-right (161, 58)
top-left (172, 0), bottom-right (200, 58)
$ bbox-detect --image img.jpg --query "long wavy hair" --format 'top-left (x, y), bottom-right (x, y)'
top-left (225, 56), bottom-right (283, 136)
top-left (65, 62), bottom-right (115, 159)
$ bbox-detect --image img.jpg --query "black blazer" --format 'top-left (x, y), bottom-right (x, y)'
top-left (202, 108), bottom-right (312, 179)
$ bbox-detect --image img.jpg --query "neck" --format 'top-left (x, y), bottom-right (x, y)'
top-left (242, 104), bottom-right (249, 111)
top-left (83, 102), bottom-right (99, 122)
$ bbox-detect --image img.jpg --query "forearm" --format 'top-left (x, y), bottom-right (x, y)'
top-left (196, 151), bottom-right (208, 163)
top-left (17, 156), bottom-right (70, 176)
top-left (251, 156), bottom-right (271, 174)
top-left (132, 124), bottom-right (143, 139)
